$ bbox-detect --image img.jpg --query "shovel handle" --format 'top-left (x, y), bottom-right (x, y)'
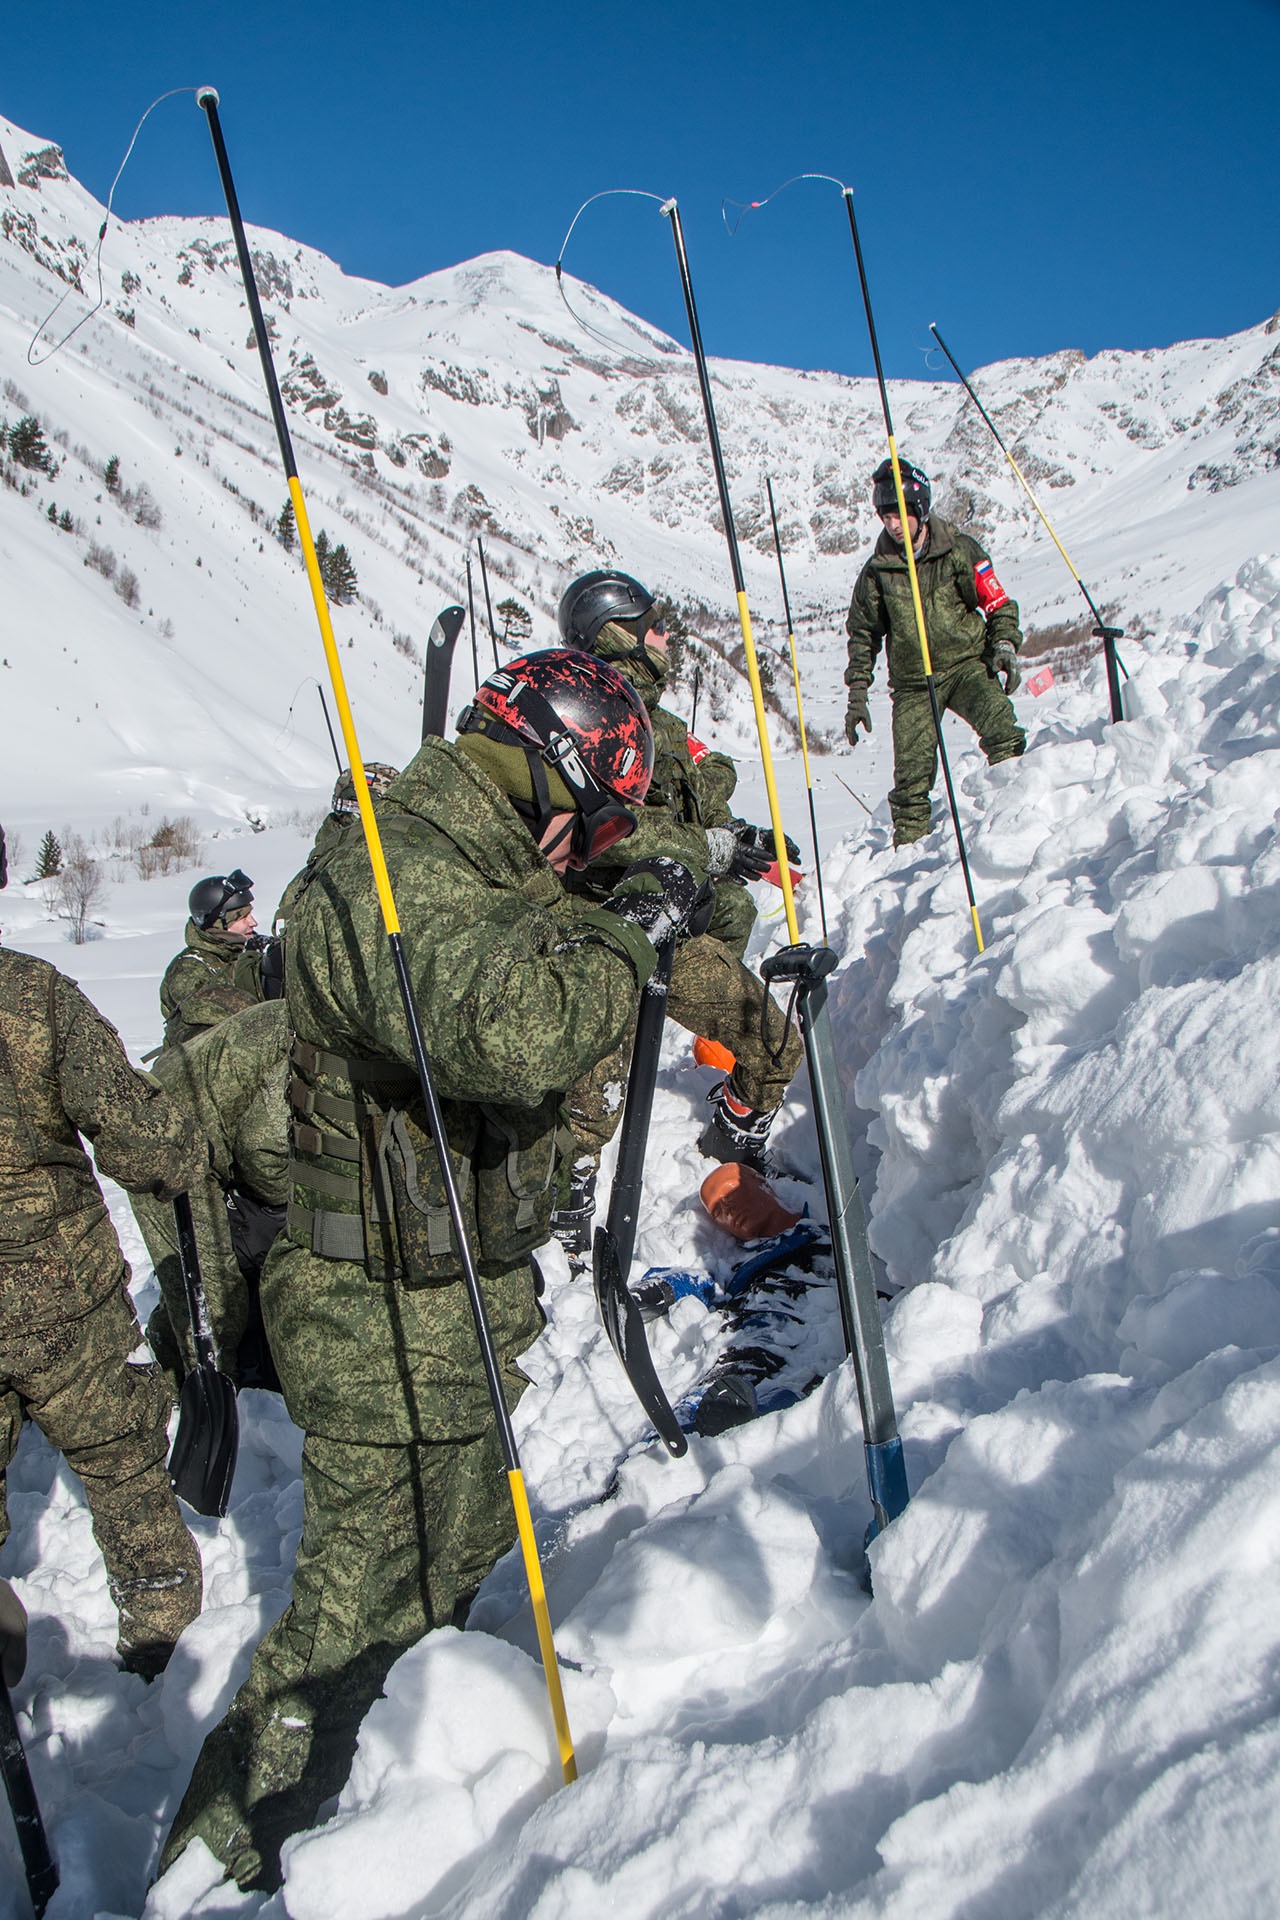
top-left (173, 1192), bottom-right (218, 1373)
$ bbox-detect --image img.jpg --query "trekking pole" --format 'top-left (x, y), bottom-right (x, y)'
top-left (841, 190), bottom-right (985, 954)
top-left (464, 555), bottom-right (480, 692)
top-left (196, 87), bottom-right (577, 1785)
top-left (689, 663), bottom-right (701, 738)
top-left (316, 682), bottom-right (342, 772)
top-left (0, 1676), bottom-right (58, 1919)
top-left (929, 322), bottom-right (1126, 722)
top-left (476, 537), bottom-right (500, 670)
top-left (765, 476), bottom-right (829, 942)
top-left (660, 197), bottom-right (908, 1538)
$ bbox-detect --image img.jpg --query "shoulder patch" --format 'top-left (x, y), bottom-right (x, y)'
top-left (974, 559), bottom-right (1010, 615)
top-left (686, 734), bottom-right (709, 765)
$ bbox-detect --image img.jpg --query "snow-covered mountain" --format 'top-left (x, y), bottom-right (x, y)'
top-left (2, 106), bottom-right (1278, 832)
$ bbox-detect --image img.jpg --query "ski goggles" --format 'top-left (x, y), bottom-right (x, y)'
top-left (215, 869), bottom-right (255, 921)
top-left (567, 795), bottom-right (637, 870)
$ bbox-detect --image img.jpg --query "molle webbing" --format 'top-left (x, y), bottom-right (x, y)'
top-left (288, 1036), bottom-right (417, 1263)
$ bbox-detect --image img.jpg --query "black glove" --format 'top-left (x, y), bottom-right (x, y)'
top-left (600, 857), bottom-right (713, 947)
top-left (737, 819), bottom-right (801, 866)
top-left (845, 686), bottom-right (872, 745)
top-left (989, 640), bottom-right (1021, 695)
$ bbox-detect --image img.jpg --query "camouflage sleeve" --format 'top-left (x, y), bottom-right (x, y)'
top-left (695, 751), bottom-right (738, 829)
top-left (845, 562), bottom-right (884, 687)
top-left (53, 973), bottom-right (206, 1197)
top-left (387, 895), bottom-right (656, 1110)
top-left (958, 535), bottom-right (1022, 652)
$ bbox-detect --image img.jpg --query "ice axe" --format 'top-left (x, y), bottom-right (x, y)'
top-left (168, 1191), bottom-right (239, 1518)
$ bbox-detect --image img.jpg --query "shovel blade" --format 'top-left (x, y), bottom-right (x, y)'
top-left (169, 1363), bottom-right (239, 1518)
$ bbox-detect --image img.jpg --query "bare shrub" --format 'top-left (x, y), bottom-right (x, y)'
top-left (58, 836), bottom-right (105, 942)
top-left (114, 567), bottom-right (141, 608)
top-left (136, 814), bottom-right (200, 879)
top-left (85, 541), bottom-right (117, 580)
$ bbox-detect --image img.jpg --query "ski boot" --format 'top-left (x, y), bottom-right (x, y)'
top-left (550, 1160), bottom-right (597, 1271)
top-left (697, 1080), bottom-right (776, 1176)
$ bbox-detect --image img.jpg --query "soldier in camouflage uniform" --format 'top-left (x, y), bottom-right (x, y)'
top-left (158, 868), bottom-right (264, 1050)
top-left (845, 458), bottom-right (1025, 847)
top-left (0, 826), bottom-right (206, 1678)
top-left (553, 572), bottom-right (805, 1246)
top-left (131, 999), bottom-right (290, 1391)
top-left (158, 650), bottom-right (703, 1893)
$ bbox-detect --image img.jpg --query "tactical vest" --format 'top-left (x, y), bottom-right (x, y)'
top-left (286, 1034), bottom-right (570, 1281)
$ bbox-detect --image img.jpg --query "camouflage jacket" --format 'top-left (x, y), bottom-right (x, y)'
top-left (151, 999), bottom-right (288, 1207)
top-left (272, 739), bottom-right (660, 1439)
top-left (0, 944), bottom-right (203, 1334)
top-left (159, 919), bottom-right (261, 1049)
top-left (845, 514), bottom-right (1023, 693)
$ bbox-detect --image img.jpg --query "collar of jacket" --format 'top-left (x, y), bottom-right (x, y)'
top-left (184, 918), bottom-right (249, 959)
top-left (380, 737), bottom-right (564, 900)
top-left (872, 513), bottom-right (957, 567)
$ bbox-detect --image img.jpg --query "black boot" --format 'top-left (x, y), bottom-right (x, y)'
top-left (697, 1080), bottom-right (776, 1175)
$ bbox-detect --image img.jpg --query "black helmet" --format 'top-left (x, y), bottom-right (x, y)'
top-left (189, 869), bottom-right (254, 931)
top-left (557, 570), bottom-right (655, 652)
top-left (0, 824), bottom-right (7, 892)
top-left (458, 649), bottom-right (654, 869)
top-left (872, 456), bottom-right (931, 527)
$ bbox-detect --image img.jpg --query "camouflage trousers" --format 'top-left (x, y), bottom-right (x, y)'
top-left (889, 658), bottom-right (1025, 846)
top-left (565, 927), bottom-right (804, 1161)
top-left (159, 1419), bottom-right (513, 1892)
top-left (0, 1282), bottom-right (202, 1665)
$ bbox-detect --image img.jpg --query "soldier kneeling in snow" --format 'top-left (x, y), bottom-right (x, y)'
top-left (844, 458), bottom-right (1025, 847)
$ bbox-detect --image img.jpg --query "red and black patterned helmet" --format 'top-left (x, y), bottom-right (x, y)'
top-left (459, 649), bottom-right (654, 867)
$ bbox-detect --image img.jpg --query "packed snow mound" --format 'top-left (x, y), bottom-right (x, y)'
top-left (6, 559), bottom-right (1246, 1917)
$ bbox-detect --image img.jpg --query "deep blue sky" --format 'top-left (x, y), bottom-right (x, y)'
top-left (5, 0), bottom-right (1279, 380)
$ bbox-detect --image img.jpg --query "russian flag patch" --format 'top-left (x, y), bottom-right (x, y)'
top-left (974, 560), bottom-right (1010, 615)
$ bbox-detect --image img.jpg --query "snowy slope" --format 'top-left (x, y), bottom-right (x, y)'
top-left (2, 104), bottom-right (1279, 839)
top-left (3, 559), bottom-right (1280, 1916)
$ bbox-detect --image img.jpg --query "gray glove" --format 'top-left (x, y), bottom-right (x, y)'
top-left (0, 1576), bottom-right (28, 1688)
top-left (705, 828), bottom-right (771, 883)
top-left (845, 686), bottom-right (873, 745)
top-left (990, 641), bottom-right (1021, 695)
top-left (600, 857), bottom-right (712, 948)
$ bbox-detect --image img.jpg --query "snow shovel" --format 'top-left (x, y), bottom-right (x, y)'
top-left (168, 1192), bottom-right (239, 1518)
top-left (0, 1582), bottom-right (58, 1919)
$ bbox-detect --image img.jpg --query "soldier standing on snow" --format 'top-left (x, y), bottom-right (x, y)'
top-left (0, 824), bottom-right (206, 1679)
top-left (158, 868), bottom-right (264, 1050)
top-left (844, 458), bottom-right (1025, 846)
top-left (158, 650), bottom-right (711, 1893)
top-left (551, 571), bottom-right (805, 1258)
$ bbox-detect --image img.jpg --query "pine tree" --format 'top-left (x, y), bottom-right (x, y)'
top-left (496, 597), bottom-right (532, 648)
top-left (276, 499), bottom-right (296, 550)
top-left (104, 454), bottom-right (121, 493)
top-left (59, 508), bottom-right (73, 532)
top-left (326, 543), bottom-right (358, 603)
top-left (314, 530), bottom-right (330, 580)
top-left (47, 500), bottom-right (57, 524)
top-left (9, 416), bottom-right (55, 473)
top-left (35, 830), bottom-right (63, 878)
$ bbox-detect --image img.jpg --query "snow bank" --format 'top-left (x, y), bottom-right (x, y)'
top-left (7, 562), bottom-right (1280, 1919)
